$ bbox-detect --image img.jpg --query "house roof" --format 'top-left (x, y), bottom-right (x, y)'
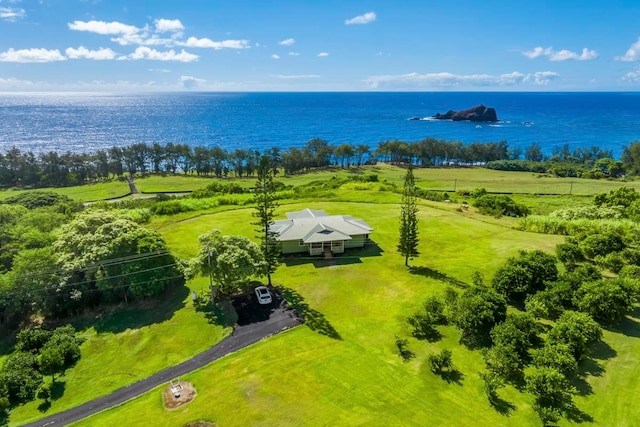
top-left (270, 208), bottom-right (373, 243)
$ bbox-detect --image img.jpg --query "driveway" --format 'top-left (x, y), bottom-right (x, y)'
top-left (22, 300), bottom-right (301, 427)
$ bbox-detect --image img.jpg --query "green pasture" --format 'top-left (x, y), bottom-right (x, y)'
top-left (0, 180), bottom-right (130, 202)
top-left (75, 202), bottom-right (635, 427)
top-left (7, 171), bottom-right (640, 427)
top-left (9, 280), bottom-right (233, 426)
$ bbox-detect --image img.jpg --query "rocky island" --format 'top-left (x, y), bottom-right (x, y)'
top-left (431, 104), bottom-right (498, 122)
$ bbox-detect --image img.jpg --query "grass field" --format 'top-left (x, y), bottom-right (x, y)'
top-left (5, 167), bottom-right (640, 426)
top-left (126, 164), bottom-right (640, 197)
top-left (70, 201), bottom-right (631, 427)
top-left (0, 180), bottom-right (130, 202)
top-left (9, 279), bottom-right (234, 426)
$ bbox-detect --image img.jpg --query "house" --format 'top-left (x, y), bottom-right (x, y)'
top-left (270, 208), bottom-right (373, 256)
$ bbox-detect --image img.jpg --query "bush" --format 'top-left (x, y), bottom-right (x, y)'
top-left (579, 232), bottom-right (625, 259)
top-left (3, 191), bottom-right (73, 209)
top-left (428, 349), bottom-right (453, 374)
top-left (473, 194), bottom-right (529, 217)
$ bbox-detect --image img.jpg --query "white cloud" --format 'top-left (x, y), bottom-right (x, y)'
top-left (317, 52), bottom-right (329, 57)
top-left (271, 54), bottom-right (280, 59)
top-left (179, 75), bottom-right (206, 88)
top-left (623, 67), bottom-right (640, 82)
top-left (365, 71), bottom-right (559, 88)
top-left (65, 46), bottom-right (118, 60)
top-left (0, 7), bottom-right (25, 21)
top-left (0, 48), bottom-right (66, 63)
top-left (279, 38), bottom-right (295, 46)
top-left (288, 52), bottom-right (300, 56)
top-left (616, 37), bottom-right (640, 62)
top-left (149, 68), bottom-right (171, 73)
top-left (128, 47), bottom-right (198, 62)
top-left (154, 19), bottom-right (184, 33)
top-left (345, 11), bottom-right (376, 25)
top-left (68, 20), bottom-right (139, 35)
top-left (273, 74), bottom-right (320, 79)
top-left (522, 46), bottom-right (598, 61)
top-left (181, 37), bottom-right (249, 49)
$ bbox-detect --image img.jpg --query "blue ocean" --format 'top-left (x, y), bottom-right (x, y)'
top-left (0, 92), bottom-right (639, 158)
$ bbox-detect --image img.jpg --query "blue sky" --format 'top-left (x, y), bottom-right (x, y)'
top-left (1, 0), bottom-right (640, 91)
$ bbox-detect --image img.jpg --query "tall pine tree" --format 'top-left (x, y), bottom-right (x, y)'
top-left (253, 156), bottom-right (280, 286)
top-left (397, 165), bottom-right (419, 267)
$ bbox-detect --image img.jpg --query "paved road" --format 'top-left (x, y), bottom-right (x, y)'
top-left (22, 306), bottom-right (300, 427)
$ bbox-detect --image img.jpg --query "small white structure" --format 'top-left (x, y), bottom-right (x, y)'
top-left (170, 378), bottom-right (183, 398)
top-left (269, 208), bottom-right (373, 256)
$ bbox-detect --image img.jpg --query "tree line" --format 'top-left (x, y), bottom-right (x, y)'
top-left (4, 136), bottom-right (636, 189)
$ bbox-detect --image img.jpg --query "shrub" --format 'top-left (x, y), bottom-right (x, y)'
top-left (428, 349), bottom-right (453, 374)
top-left (3, 191), bottom-right (73, 209)
top-left (579, 232), bottom-right (625, 258)
top-left (473, 194), bottom-right (529, 217)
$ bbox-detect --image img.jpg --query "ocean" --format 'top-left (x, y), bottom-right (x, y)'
top-left (0, 92), bottom-right (639, 158)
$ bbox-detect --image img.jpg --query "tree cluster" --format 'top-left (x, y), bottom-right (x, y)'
top-left (0, 209), bottom-right (184, 329)
top-left (0, 326), bottom-right (83, 408)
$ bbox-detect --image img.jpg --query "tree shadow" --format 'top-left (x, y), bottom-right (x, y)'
top-left (564, 402), bottom-right (594, 424)
top-left (572, 375), bottom-right (594, 397)
top-left (0, 410), bottom-right (7, 427)
top-left (283, 242), bottom-right (383, 269)
top-left (409, 266), bottom-right (469, 289)
top-left (74, 284), bottom-right (189, 334)
top-left (37, 401), bottom-right (51, 413)
top-left (589, 340), bottom-right (617, 361)
top-left (412, 327), bottom-right (443, 343)
top-left (278, 286), bottom-right (341, 340)
top-left (399, 348), bottom-right (415, 362)
top-left (442, 369), bottom-right (465, 386)
top-left (51, 380), bottom-right (66, 401)
top-left (194, 296), bottom-right (237, 327)
top-left (490, 396), bottom-right (516, 416)
top-left (606, 307), bottom-right (640, 338)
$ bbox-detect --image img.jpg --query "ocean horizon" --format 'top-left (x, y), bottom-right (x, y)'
top-left (1, 91), bottom-right (639, 159)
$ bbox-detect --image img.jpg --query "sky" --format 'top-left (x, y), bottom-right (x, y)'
top-left (1, 0), bottom-right (640, 92)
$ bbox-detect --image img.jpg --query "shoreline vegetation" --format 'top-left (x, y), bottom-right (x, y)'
top-left (0, 137), bottom-right (639, 191)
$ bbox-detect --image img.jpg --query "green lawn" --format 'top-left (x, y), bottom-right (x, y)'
top-left (73, 201), bottom-right (603, 427)
top-left (7, 174), bottom-right (640, 427)
top-left (9, 280), bottom-right (233, 426)
top-left (0, 180), bottom-right (130, 202)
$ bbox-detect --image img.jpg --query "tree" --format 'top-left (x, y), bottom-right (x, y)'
top-left (526, 367), bottom-right (576, 425)
top-left (574, 279), bottom-right (635, 325)
top-left (397, 165), bottom-right (419, 266)
top-left (428, 349), bottom-right (453, 374)
top-left (194, 229), bottom-right (266, 295)
top-left (492, 250), bottom-right (558, 303)
top-left (622, 141), bottom-right (640, 176)
top-left (253, 157), bottom-right (280, 287)
top-left (452, 287), bottom-right (507, 347)
top-left (484, 342), bottom-right (524, 384)
top-left (38, 325), bottom-right (82, 382)
top-left (533, 343), bottom-right (578, 379)
top-left (0, 352), bottom-right (43, 403)
top-left (54, 210), bottom-right (183, 310)
top-left (547, 311), bottom-right (602, 361)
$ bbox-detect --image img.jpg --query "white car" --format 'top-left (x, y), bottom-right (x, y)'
top-left (255, 286), bottom-right (272, 305)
